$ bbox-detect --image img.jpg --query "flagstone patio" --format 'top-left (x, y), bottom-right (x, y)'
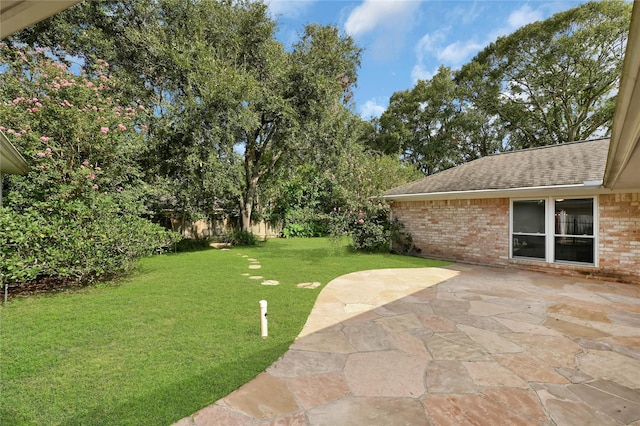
top-left (174, 264), bottom-right (640, 425)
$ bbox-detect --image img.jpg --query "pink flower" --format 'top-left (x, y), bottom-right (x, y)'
top-left (40, 136), bottom-right (50, 142)
top-left (37, 152), bottom-right (46, 157)
top-left (45, 148), bottom-right (52, 154)
top-left (83, 159), bottom-right (90, 166)
top-left (100, 127), bottom-right (109, 134)
top-left (86, 82), bottom-right (94, 88)
top-left (117, 124), bottom-right (126, 131)
top-left (87, 173), bottom-right (96, 180)
top-left (358, 219), bottom-right (364, 224)
top-left (92, 184), bottom-right (99, 190)
top-left (140, 124), bottom-right (148, 130)
top-left (0, 126), bottom-right (5, 131)
top-left (358, 210), bottom-right (364, 216)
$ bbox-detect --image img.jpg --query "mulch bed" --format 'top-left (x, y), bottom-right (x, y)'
top-left (3, 277), bottom-right (87, 299)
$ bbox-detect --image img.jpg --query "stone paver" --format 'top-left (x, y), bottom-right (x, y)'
top-left (173, 265), bottom-right (640, 425)
top-left (297, 282), bottom-right (321, 289)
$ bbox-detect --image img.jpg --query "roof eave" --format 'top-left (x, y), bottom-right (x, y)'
top-left (0, 131), bottom-right (29, 175)
top-left (1, 0), bottom-right (82, 39)
top-left (383, 182), bottom-right (617, 202)
top-left (603, 1), bottom-right (640, 190)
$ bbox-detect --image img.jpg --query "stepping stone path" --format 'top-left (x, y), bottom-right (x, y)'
top-left (240, 256), bottom-right (269, 282)
top-left (235, 255), bottom-right (318, 289)
top-left (297, 282), bottom-right (321, 289)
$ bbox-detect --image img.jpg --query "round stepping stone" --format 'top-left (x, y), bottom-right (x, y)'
top-left (249, 276), bottom-right (263, 280)
top-left (249, 264), bottom-right (262, 269)
top-left (241, 273), bottom-right (250, 276)
top-left (242, 255), bottom-right (248, 258)
top-left (261, 280), bottom-right (280, 286)
top-left (221, 248), bottom-right (231, 251)
top-left (297, 282), bottom-right (321, 289)
top-left (248, 258), bottom-right (258, 262)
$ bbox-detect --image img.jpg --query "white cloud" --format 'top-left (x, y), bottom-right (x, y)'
top-left (411, 30), bottom-right (445, 83)
top-left (414, 31), bottom-right (446, 63)
top-left (410, 3), bottom-right (546, 82)
top-left (411, 64), bottom-right (435, 83)
top-left (437, 39), bottom-right (484, 65)
top-left (508, 4), bottom-right (543, 29)
top-left (344, 0), bottom-right (422, 37)
top-left (489, 4), bottom-right (545, 40)
top-left (266, 0), bottom-right (317, 20)
top-left (447, 2), bottom-right (483, 25)
top-left (360, 98), bottom-right (387, 119)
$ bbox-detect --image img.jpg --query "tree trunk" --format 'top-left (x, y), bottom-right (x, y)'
top-left (240, 175), bottom-right (258, 232)
top-left (240, 199), bottom-right (252, 232)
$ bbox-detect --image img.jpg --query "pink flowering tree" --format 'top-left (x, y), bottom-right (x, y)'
top-left (0, 43), bottom-right (178, 287)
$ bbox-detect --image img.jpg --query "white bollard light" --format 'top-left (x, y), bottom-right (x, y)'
top-left (259, 300), bottom-right (268, 338)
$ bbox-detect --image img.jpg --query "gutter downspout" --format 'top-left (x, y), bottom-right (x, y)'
top-left (388, 206), bottom-right (394, 252)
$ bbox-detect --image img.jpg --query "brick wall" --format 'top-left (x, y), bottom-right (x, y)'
top-left (391, 193), bottom-right (640, 284)
top-left (391, 198), bottom-right (510, 265)
top-left (598, 193), bottom-right (640, 283)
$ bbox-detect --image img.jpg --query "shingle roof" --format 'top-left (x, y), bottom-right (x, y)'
top-left (385, 138), bottom-right (610, 197)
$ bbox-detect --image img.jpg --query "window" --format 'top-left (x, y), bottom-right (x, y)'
top-left (512, 200), bottom-right (546, 259)
top-left (554, 198), bottom-right (594, 263)
top-left (511, 197), bottom-right (596, 265)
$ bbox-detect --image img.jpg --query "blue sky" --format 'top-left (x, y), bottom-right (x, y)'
top-left (265, 0), bottom-right (590, 119)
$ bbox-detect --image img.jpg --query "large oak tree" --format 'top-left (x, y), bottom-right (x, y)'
top-left (13, 0), bottom-right (362, 230)
top-left (457, 0), bottom-right (631, 149)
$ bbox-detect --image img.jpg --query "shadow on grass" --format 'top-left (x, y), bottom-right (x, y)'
top-left (59, 342), bottom-right (291, 426)
top-left (169, 238), bottom-right (216, 254)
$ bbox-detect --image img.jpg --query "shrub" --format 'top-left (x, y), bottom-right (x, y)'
top-left (389, 219), bottom-right (422, 256)
top-left (0, 43), bottom-right (180, 288)
top-left (173, 238), bottom-right (211, 253)
top-left (0, 204), bottom-right (180, 286)
top-left (222, 230), bottom-right (258, 246)
top-left (282, 208), bottom-right (328, 238)
top-left (329, 199), bottom-right (392, 252)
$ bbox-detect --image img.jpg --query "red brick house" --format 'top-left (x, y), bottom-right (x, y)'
top-left (385, 4), bottom-right (640, 284)
top-left (384, 138), bottom-right (639, 283)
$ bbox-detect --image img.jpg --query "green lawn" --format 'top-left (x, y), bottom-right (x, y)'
top-left (0, 238), bottom-right (449, 425)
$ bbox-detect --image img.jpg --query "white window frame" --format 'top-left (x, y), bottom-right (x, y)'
top-left (510, 196), bottom-right (598, 267)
